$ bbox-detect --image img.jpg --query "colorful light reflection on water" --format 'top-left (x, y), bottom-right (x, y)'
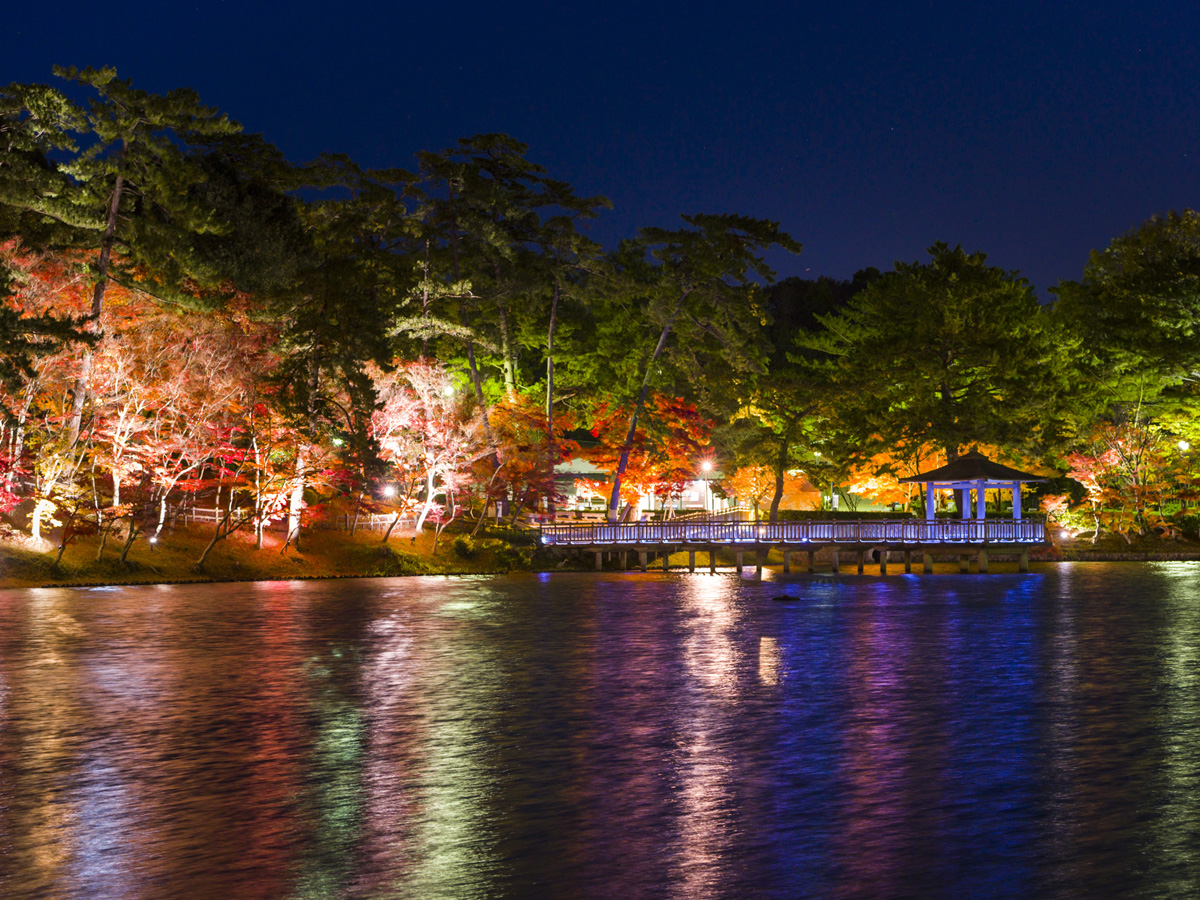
top-left (0, 565), bottom-right (1198, 899)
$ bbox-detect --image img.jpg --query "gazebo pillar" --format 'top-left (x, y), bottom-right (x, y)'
top-left (1011, 482), bottom-right (1022, 519)
top-left (975, 481), bottom-right (986, 520)
top-left (925, 482), bottom-right (936, 521)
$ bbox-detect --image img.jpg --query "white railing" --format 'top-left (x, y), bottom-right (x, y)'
top-left (539, 518), bottom-right (1045, 546)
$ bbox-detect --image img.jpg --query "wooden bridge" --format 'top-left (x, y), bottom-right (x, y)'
top-left (539, 518), bottom-right (1047, 574)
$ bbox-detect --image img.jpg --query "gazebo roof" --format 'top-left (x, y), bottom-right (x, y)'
top-left (898, 450), bottom-right (1046, 485)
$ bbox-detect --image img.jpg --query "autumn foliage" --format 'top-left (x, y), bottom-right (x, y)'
top-left (584, 394), bottom-right (712, 509)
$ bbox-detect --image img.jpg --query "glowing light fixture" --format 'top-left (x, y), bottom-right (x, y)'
top-left (1179, 440), bottom-right (1191, 451)
top-left (382, 485), bottom-right (396, 498)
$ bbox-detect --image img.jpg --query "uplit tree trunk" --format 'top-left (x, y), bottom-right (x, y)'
top-left (414, 466), bottom-right (437, 533)
top-left (286, 447), bottom-right (307, 550)
top-left (545, 278), bottom-right (559, 520)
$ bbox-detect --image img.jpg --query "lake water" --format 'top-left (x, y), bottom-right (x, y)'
top-left (1, 565), bottom-right (1198, 899)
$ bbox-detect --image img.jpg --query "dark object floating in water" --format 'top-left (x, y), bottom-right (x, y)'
top-left (772, 594), bottom-right (797, 602)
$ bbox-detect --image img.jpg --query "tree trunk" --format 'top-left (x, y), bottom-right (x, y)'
top-left (286, 449), bottom-right (306, 551)
top-left (51, 504), bottom-right (81, 570)
top-left (118, 517), bottom-right (140, 565)
top-left (8, 377), bottom-right (37, 490)
top-left (382, 510), bottom-right (403, 543)
top-left (95, 517), bottom-right (117, 562)
top-left (607, 292), bottom-right (689, 521)
top-left (67, 147), bottom-right (127, 445)
top-left (432, 491), bottom-right (458, 554)
top-left (420, 240), bottom-right (432, 358)
top-left (768, 434), bottom-right (790, 523)
top-left (495, 294), bottom-right (517, 400)
top-left (414, 467), bottom-right (437, 533)
top-left (545, 278), bottom-right (559, 520)
top-left (195, 507), bottom-right (236, 572)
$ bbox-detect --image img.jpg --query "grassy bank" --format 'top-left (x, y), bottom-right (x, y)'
top-left (0, 523), bottom-right (566, 589)
top-left (6, 523), bottom-right (1200, 589)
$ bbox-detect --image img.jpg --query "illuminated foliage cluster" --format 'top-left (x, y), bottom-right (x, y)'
top-left (3, 64), bottom-right (1200, 562)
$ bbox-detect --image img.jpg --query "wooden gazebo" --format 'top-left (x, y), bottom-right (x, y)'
top-left (899, 449), bottom-right (1046, 520)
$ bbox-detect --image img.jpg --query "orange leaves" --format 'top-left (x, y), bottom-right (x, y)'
top-left (586, 393), bottom-right (713, 503)
top-left (488, 393), bottom-right (579, 509)
top-left (722, 466), bottom-right (774, 509)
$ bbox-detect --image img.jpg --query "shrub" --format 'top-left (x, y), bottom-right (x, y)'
top-left (375, 550), bottom-right (430, 576)
top-left (1177, 514), bottom-right (1200, 541)
top-left (495, 546), bottom-right (533, 571)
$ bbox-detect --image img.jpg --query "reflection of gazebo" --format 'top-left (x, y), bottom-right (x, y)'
top-left (899, 450), bottom-right (1045, 520)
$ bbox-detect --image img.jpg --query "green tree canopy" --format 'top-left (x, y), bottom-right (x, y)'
top-left (588, 213), bottom-right (801, 518)
top-left (801, 243), bottom-right (1076, 465)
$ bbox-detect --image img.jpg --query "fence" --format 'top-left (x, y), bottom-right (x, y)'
top-left (171, 507), bottom-right (417, 533)
top-left (539, 518), bottom-right (1046, 547)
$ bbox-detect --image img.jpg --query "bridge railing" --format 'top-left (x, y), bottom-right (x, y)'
top-left (539, 518), bottom-right (1045, 546)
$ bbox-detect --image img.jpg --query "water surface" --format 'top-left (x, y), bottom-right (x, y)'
top-left (1, 564), bottom-right (1198, 899)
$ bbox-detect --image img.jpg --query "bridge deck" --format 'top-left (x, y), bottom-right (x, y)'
top-left (540, 518), bottom-right (1045, 547)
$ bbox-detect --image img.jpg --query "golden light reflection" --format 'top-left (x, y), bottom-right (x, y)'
top-left (758, 636), bottom-right (781, 685)
top-left (670, 577), bottom-right (747, 899)
top-left (680, 576), bottom-right (739, 695)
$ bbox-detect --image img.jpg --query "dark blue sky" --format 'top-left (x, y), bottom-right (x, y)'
top-left (7, 1), bottom-right (1200, 297)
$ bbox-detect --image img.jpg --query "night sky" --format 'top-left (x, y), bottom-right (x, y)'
top-left (7, 1), bottom-right (1200, 297)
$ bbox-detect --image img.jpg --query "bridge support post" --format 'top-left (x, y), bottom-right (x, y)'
top-left (639, 551), bottom-right (647, 572)
top-left (688, 550), bottom-right (695, 573)
top-left (879, 549), bottom-right (888, 575)
top-left (1019, 549), bottom-right (1029, 573)
top-left (709, 548), bottom-right (716, 574)
top-left (663, 550), bottom-right (670, 572)
top-left (620, 551), bottom-right (627, 570)
top-left (857, 550), bottom-right (865, 574)
top-left (904, 550), bottom-right (912, 573)
top-left (736, 551), bottom-right (743, 575)
top-left (782, 549), bottom-right (790, 573)
top-left (755, 548), bottom-right (764, 580)
top-left (977, 548), bottom-right (989, 573)
top-left (959, 555), bottom-right (969, 573)
top-left (923, 552), bottom-right (934, 574)
top-left (831, 547), bottom-right (839, 573)
top-left (594, 551), bottom-right (602, 571)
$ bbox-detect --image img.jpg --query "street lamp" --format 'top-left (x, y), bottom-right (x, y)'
top-left (382, 485), bottom-right (396, 498)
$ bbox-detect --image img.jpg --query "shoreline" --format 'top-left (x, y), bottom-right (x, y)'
top-left (9, 552), bottom-right (1200, 591)
top-left (5, 524), bottom-right (1200, 590)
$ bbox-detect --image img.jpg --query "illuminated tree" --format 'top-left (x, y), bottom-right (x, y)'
top-left (488, 392), bottom-right (579, 523)
top-left (371, 360), bottom-right (488, 537)
top-left (725, 273), bottom-right (874, 520)
top-left (1054, 210), bottom-right (1200, 385)
top-left (722, 466), bottom-right (775, 518)
top-left (592, 214), bottom-right (800, 519)
top-left (0, 66), bottom-right (240, 442)
top-left (803, 243), bottom-right (1078, 471)
top-left (587, 393), bottom-right (713, 515)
